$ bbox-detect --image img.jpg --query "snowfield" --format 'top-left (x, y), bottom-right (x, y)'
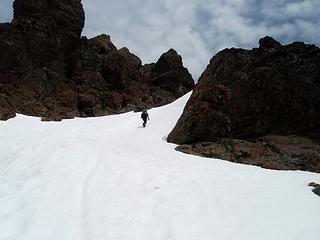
top-left (0, 92), bottom-right (319, 240)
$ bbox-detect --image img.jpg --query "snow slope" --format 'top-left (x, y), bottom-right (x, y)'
top-left (0, 93), bottom-right (319, 240)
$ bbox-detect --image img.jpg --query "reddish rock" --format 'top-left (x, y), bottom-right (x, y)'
top-left (169, 36), bottom-right (320, 173)
top-left (0, 0), bottom-right (194, 121)
top-left (76, 39), bottom-right (194, 117)
top-left (151, 49), bottom-right (194, 98)
top-left (168, 37), bottom-right (320, 144)
top-left (177, 135), bottom-right (320, 173)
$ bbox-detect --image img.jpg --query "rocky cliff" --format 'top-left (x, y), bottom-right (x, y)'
top-left (168, 36), bottom-right (320, 172)
top-left (0, 0), bottom-right (194, 121)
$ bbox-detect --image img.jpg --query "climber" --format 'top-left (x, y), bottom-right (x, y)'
top-left (141, 110), bottom-right (150, 127)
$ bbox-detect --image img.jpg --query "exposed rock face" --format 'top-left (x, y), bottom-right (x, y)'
top-left (0, 0), bottom-right (194, 121)
top-left (168, 37), bottom-right (320, 144)
top-left (13, 0), bottom-right (85, 40)
top-left (168, 36), bottom-right (320, 172)
top-left (177, 135), bottom-right (320, 173)
top-left (151, 49), bottom-right (195, 98)
top-left (76, 38), bottom-right (194, 117)
top-left (309, 182), bottom-right (320, 197)
top-left (0, 0), bottom-right (85, 120)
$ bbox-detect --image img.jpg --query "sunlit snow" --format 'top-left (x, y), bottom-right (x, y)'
top-left (0, 93), bottom-right (319, 240)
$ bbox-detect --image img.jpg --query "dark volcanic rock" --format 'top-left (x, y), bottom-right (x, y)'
top-left (168, 36), bottom-right (320, 143)
top-left (0, 0), bottom-right (85, 120)
top-left (151, 49), bottom-right (194, 98)
top-left (75, 39), bottom-right (194, 117)
top-left (168, 36), bottom-right (320, 172)
top-left (11, 0), bottom-right (85, 68)
top-left (0, 0), bottom-right (194, 121)
top-left (309, 182), bottom-right (320, 197)
top-left (13, 0), bottom-right (85, 39)
top-left (177, 135), bottom-right (320, 173)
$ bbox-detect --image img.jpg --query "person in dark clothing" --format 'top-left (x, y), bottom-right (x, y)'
top-left (141, 110), bottom-right (150, 127)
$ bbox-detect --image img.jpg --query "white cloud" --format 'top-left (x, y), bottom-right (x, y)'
top-left (82, 0), bottom-right (320, 79)
top-left (82, 0), bottom-right (212, 79)
top-left (1, 0), bottom-right (319, 79)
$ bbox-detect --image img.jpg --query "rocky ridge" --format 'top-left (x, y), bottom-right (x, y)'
top-left (0, 0), bottom-right (194, 121)
top-left (168, 36), bottom-right (320, 173)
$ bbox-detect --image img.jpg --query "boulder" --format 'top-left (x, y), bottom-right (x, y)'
top-left (151, 49), bottom-right (194, 98)
top-left (309, 182), bottom-right (320, 197)
top-left (168, 36), bottom-right (320, 172)
top-left (168, 37), bottom-right (320, 144)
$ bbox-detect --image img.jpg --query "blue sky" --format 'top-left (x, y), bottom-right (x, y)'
top-left (1, 0), bottom-right (319, 79)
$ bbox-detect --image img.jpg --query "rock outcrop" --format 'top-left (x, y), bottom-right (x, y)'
top-left (76, 40), bottom-right (194, 117)
top-left (0, 0), bottom-right (194, 121)
top-left (177, 135), bottom-right (320, 173)
top-left (309, 182), bottom-right (320, 197)
top-left (168, 36), bottom-right (320, 172)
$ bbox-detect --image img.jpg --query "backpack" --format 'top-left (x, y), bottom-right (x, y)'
top-left (141, 111), bottom-right (148, 119)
